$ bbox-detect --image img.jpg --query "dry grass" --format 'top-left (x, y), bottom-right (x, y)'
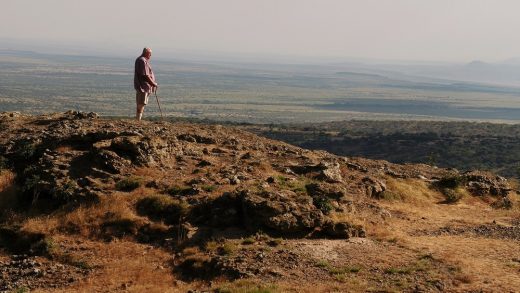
top-left (0, 170), bottom-right (17, 210)
top-left (55, 145), bottom-right (74, 153)
top-left (34, 236), bottom-right (178, 293)
top-left (22, 192), bottom-right (148, 238)
top-left (384, 178), bottom-right (443, 204)
top-left (406, 236), bottom-right (520, 291)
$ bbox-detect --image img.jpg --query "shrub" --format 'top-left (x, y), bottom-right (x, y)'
top-left (0, 156), bottom-right (7, 170)
top-left (115, 177), bottom-right (142, 192)
top-left (52, 180), bottom-right (77, 201)
top-left (442, 187), bottom-right (465, 204)
top-left (136, 194), bottom-right (190, 224)
top-left (312, 195), bottom-right (333, 214)
top-left (18, 141), bottom-right (37, 159)
top-left (436, 175), bottom-right (465, 189)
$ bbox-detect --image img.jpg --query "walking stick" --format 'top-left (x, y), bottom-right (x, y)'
top-left (154, 88), bottom-right (164, 121)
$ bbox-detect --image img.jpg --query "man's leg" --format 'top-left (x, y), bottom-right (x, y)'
top-left (136, 92), bottom-right (148, 121)
top-left (136, 104), bottom-right (145, 120)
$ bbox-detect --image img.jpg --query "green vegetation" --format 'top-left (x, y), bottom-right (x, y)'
top-left (249, 120), bottom-right (520, 180)
top-left (115, 176), bottom-right (142, 192)
top-left (136, 194), bottom-right (190, 224)
top-left (435, 175), bottom-right (467, 203)
top-left (219, 241), bottom-right (237, 256)
top-left (52, 179), bottom-right (77, 201)
top-left (201, 184), bottom-right (216, 192)
top-left (316, 260), bottom-right (362, 282)
top-left (241, 237), bottom-right (255, 245)
top-left (167, 185), bottom-right (193, 196)
top-left (312, 195), bottom-right (333, 214)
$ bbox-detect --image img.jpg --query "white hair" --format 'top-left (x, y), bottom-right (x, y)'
top-left (142, 47), bottom-right (152, 55)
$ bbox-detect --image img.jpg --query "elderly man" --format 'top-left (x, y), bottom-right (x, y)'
top-left (134, 47), bottom-right (158, 121)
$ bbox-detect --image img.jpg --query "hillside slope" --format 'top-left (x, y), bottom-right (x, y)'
top-left (0, 111), bottom-right (519, 292)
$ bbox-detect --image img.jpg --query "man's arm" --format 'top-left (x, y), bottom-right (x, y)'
top-left (144, 75), bottom-right (157, 87)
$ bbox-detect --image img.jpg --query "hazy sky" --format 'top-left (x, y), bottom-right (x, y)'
top-left (2, 0), bottom-right (519, 62)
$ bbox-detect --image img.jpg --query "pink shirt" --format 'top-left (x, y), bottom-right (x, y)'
top-left (134, 56), bottom-right (156, 93)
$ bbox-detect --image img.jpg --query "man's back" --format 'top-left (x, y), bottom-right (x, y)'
top-left (134, 56), bottom-right (155, 93)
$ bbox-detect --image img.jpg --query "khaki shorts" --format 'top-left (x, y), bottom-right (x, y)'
top-left (136, 91), bottom-right (150, 106)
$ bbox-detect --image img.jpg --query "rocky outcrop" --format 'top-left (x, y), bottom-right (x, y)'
top-left (463, 170), bottom-right (511, 197)
top-left (241, 190), bottom-right (326, 234)
top-left (0, 111), bottom-right (514, 243)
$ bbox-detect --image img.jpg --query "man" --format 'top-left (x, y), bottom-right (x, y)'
top-left (134, 47), bottom-right (158, 121)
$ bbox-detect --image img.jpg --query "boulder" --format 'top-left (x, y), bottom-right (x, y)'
top-left (109, 136), bottom-right (169, 165)
top-left (362, 177), bottom-right (386, 198)
top-left (241, 190), bottom-right (325, 234)
top-left (305, 182), bottom-right (345, 200)
top-left (322, 221), bottom-right (366, 239)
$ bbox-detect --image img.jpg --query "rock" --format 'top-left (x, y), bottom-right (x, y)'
top-left (323, 221), bottom-right (366, 239)
top-left (240, 152), bottom-right (253, 160)
top-left (317, 162), bottom-right (343, 183)
top-left (230, 176), bottom-right (241, 185)
top-left (362, 177), bottom-right (386, 198)
top-left (305, 182), bottom-right (345, 200)
top-left (241, 190), bottom-right (325, 234)
top-left (288, 161), bottom-right (343, 183)
top-left (109, 136), bottom-right (169, 165)
top-left (93, 149), bottom-right (130, 174)
top-left (464, 170), bottom-right (511, 196)
top-left (196, 159), bottom-right (212, 167)
top-left (178, 134), bottom-right (216, 144)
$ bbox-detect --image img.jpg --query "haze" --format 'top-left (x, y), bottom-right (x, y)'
top-left (2, 0), bottom-right (520, 62)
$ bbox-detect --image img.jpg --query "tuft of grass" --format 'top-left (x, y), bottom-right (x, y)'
top-left (201, 184), bottom-right (216, 192)
top-left (273, 175), bottom-right (311, 195)
top-left (442, 187), bottom-right (466, 204)
top-left (241, 237), bottom-right (255, 245)
top-left (316, 260), bottom-right (330, 268)
top-left (219, 242), bottom-right (237, 256)
top-left (377, 190), bottom-right (403, 201)
top-left (115, 176), bottom-right (142, 192)
top-left (167, 185), bottom-right (193, 196)
top-left (204, 241), bottom-right (219, 253)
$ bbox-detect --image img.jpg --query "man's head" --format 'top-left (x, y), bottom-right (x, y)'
top-left (142, 47), bottom-right (152, 59)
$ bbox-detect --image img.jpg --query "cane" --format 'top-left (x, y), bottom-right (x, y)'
top-left (154, 88), bottom-right (164, 121)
